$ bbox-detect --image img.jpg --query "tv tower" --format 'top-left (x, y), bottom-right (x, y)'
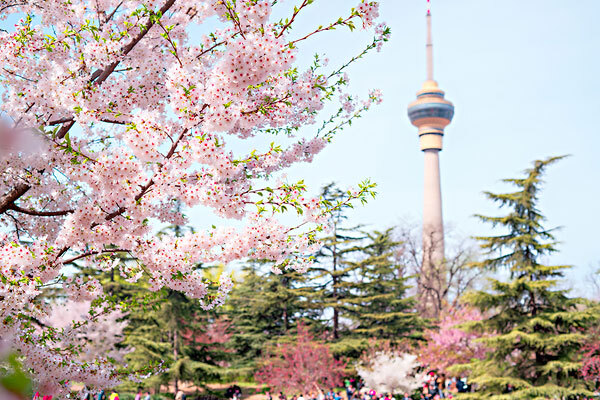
top-left (407, 0), bottom-right (454, 315)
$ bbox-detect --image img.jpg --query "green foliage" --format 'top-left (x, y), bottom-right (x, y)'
top-left (457, 156), bottom-right (599, 399)
top-left (0, 353), bottom-right (32, 399)
top-left (225, 263), bottom-right (314, 377)
top-left (221, 184), bottom-right (422, 377)
top-left (348, 229), bottom-right (424, 341)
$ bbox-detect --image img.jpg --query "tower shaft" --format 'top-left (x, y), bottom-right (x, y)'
top-left (418, 148), bottom-right (445, 317)
top-left (422, 149), bottom-right (444, 265)
top-left (407, 3), bottom-right (454, 317)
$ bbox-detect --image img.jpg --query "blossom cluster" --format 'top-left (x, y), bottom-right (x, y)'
top-left (0, 0), bottom-right (387, 395)
top-left (356, 1), bottom-right (380, 28)
top-left (418, 307), bottom-right (489, 374)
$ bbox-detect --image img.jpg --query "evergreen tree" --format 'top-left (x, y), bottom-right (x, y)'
top-left (225, 263), bottom-right (313, 377)
top-left (349, 229), bottom-right (422, 341)
top-left (309, 185), bottom-right (363, 335)
top-left (458, 156), bottom-right (598, 399)
top-left (120, 221), bottom-right (231, 391)
top-left (305, 184), bottom-right (368, 356)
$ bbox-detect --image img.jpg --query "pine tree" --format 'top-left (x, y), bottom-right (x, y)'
top-left (349, 229), bottom-right (422, 341)
top-left (458, 156), bottom-right (598, 399)
top-left (225, 263), bottom-right (313, 378)
top-left (305, 184), bottom-right (369, 357)
top-left (120, 220), bottom-right (232, 392)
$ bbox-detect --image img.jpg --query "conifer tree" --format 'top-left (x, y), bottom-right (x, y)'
top-left (458, 156), bottom-right (598, 399)
top-left (225, 264), bottom-right (312, 377)
top-left (308, 184), bottom-right (364, 338)
top-left (349, 229), bottom-right (422, 341)
top-left (122, 221), bottom-right (232, 391)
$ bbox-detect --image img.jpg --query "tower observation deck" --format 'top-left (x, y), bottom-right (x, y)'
top-left (407, 1), bottom-right (454, 317)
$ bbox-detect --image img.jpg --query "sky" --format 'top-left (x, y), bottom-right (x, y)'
top-left (2, 1), bottom-right (598, 292)
top-left (189, 0), bottom-right (600, 291)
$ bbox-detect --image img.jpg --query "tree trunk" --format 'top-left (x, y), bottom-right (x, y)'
top-left (173, 328), bottom-right (179, 394)
top-left (332, 225), bottom-right (339, 340)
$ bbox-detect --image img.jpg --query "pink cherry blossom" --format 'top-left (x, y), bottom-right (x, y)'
top-left (418, 307), bottom-right (489, 374)
top-left (0, 0), bottom-right (387, 395)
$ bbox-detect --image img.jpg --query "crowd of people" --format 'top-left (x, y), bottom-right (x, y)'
top-left (81, 388), bottom-right (152, 400)
top-left (260, 374), bottom-right (471, 400)
top-left (420, 372), bottom-right (471, 399)
top-left (31, 377), bottom-right (600, 400)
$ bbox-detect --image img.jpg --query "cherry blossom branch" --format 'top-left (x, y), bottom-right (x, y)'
top-left (7, 204), bottom-right (74, 217)
top-left (157, 20), bottom-right (183, 67)
top-left (61, 249), bottom-right (129, 265)
top-left (93, 124), bottom-right (192, 225)
top-left (47, 116), bottom-right (130, 126)
top-left (57, 0), bottom-right (177, 140)
top-left (241, 94), bottom-right (292, 116)
top-left (61, 248), bottom-right (130, 265)
top-left (276, 0), bottom-right (311, 38)
top-left (222, 2), bottom-right (246, 40)
top-left (2, 67), bottom-right (36, 82)
top-left (196, 39), bottom-right (228, 59)
top-left (289, 14), bottom-right (358, 46)
top-left (327, 26), bottom-right (390, 79)
top-left (0, 0), bottom-right (178, 216)
top-left (0, 183), bottom-right (31, 214)
top-left (103, 1), bottom-right (123, 25)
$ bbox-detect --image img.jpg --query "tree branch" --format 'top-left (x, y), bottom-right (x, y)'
top-left (0, 0), bottom-right (178, 215)
top-left (8, 204), bottom-right (74, 217)
top-left (0, 183), bottom-right (31, 214)
top-left (61, 248), bottom-right (130, 265)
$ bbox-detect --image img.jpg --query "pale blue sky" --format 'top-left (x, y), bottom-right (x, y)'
top-left (193, 0), bottom-right (600, 290)
top-left (4, 1), bottom-right (598, 291)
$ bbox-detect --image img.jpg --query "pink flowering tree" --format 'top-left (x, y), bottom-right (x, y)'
top-left (44, 300), bottom-right (130, 363)
top-left (0, 0), bottom-right (389, 395)
top-left (255, 323), bottom-right (346, 395)
top-left (581, 336), bottom-right (600, 385)
top-left (418, 307), bottom-right (488, 374)
top-left (357, 352), bottom-right (425, 395)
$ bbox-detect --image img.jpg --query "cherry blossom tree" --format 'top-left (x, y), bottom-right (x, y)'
top-left (356, 351), bottom-right (425, 395)
top-left (581, 332), bottom-right (600, 385)
top-left (44, 300), bottom-right (130, 363)
top-left (0, 0), bottom-right (389, 395)
top-left (417, 307), bottom-right (488, 374)
top-left (255, 324), bottom-right (346, 395)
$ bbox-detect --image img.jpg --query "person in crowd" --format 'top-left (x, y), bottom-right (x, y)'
top-left (108, 391), bottom-right (119, 400)
top-left (347, 385), bottom-right (356, 400)
top-left (143, 391), bottom-right (151, 400)
top-left (455, 378), bottom-right (466, 393)
top-left (97, 390), bottom-right (106, 400)
top-left (448, 378), bottom-right (457, 395)
top-left (134, 388), bottom-right (143, 400)
top-left (298, 393), bottom-right (305, 400)
top-left (402, 393), bottom-right (410, 400)
top-left (266, 391), bottom-right (273, 400)
top-left (279, 391), bottom-right (286, 400)
top-left (316, 388), bottom-right (325, 400)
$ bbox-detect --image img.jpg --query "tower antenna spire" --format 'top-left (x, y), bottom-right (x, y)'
top-left (426, 0), bottom-right (434, 81)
